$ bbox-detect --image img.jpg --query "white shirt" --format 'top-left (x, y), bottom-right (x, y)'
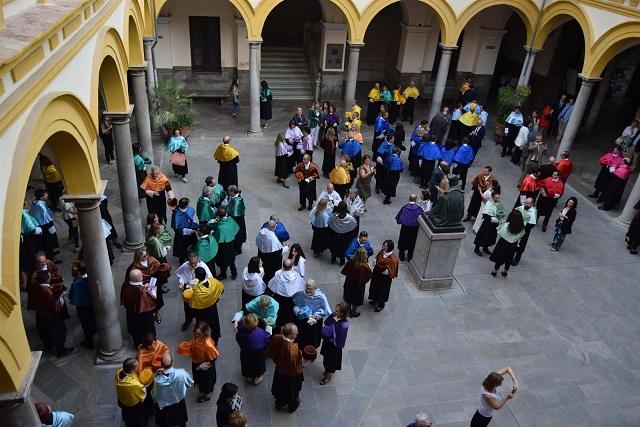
top-left (319, 190), bottom-right (342, 208)
top-left (477, 387), bottom-right (500, 417)
top-left (242, 266), bottom-right (267, 296)
top-left (256, 228), bottom-right (283, 253)
top-left (174, 261), bottom-right (212, 288)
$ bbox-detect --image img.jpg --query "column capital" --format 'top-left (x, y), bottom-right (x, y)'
top-left (438, 43), bottom-right (458, 52)
top-left (578, 74), bottom-right (603, 85)
top-left (247, 39), bottom-right (263, 46)
top-left (400, 23), bottom-right (431, 34)
top-left (129, 66), bottom-right (147, 76)
top-left (63, 181), bottom-right (107, 209)
top-left (143, 37), bottom-right (155, 45)
top-left (523, 45), bottom-right (542, 53)
top-left (347, 41), bottom-right (364, 49)
top-left (103, 105), bottom-right (134, 123)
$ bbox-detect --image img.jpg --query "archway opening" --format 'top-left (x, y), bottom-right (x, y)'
top-left (359, 3), bottom-right (403, 88)
top-left (128, 15), bottom-right (145, 66)
top-left (262, 0), bottom-right (322, 47)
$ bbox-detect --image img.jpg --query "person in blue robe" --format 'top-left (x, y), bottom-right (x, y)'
top-left (452, 137), bottom-right (476, 190)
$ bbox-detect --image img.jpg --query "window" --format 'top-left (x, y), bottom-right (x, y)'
top-left (189, 16), bottom-right (221, 73)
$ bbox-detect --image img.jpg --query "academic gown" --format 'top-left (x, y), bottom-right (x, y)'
top-left (473, 201), bottom-right (505, 249)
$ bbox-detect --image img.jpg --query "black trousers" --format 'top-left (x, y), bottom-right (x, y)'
top-left (419, 159), bottom-right (435, 187)
top-left (402, 98), bottom-right (416, 124)
top-left (513, 226), bottom-right (533, 264)
top-left (453, 163), bottom-right (470, 189)
top-left (298, 181), bottom-right (316, 208)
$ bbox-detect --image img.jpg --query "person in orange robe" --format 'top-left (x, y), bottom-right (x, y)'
top-left (127, 249), bottom-right (171, 323)
top-left (181, 321), bottom-right (220, 403)
top-left (136, 332), bottom-right (170, 373)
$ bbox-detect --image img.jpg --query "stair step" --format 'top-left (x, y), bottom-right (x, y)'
top-left (260, 46), bottom-right (313, 99)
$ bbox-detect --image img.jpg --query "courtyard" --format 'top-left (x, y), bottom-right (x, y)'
top-left (20, 99), bottom-right (640, 426)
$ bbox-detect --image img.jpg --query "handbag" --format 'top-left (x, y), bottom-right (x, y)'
top-left (170, 151), bottom-right (186, 166)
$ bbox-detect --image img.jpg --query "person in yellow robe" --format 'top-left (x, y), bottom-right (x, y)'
top-left (390, 84), bottom-right (405, 123)
top-left (115, 358), bottom-right (149, 426)
top-left (402, 81), bottom-right (420, 125)
top-left (329, 158), bottom-right (352, 200)
top-left (213, 135), bottom-right (240, 191)
top-left (183, 266), bottom-right (224, 343)
top-left (344, 99), bottom-right (361, 122)
top-left (458, 102), bottom-right (481, 141)
top-left (366, 82), bottom-right (381, 125)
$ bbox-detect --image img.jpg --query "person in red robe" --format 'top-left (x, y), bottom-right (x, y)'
top-left (121, 268), bottom-right (157, 347)
top-left (514, 168), bottom-right (540, 209)
top-left (536, 171), bottom-right (565, 232)
top-left (31, 270), bottom-right (73, 357)
top-left (555, 151), bottom-right (574, 182)
top-left (127, 249), bottom-right (171, 323)
top-left (28, 251), bottom-right (64, 311)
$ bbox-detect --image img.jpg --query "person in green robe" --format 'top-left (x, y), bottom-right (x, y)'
top-left (189, 224), bottom-right (219, 277)
top-left (204, 176), bottom-right (226, 207)
top-left (21, 205), bottom-right (44, 280)
top-left (197, 187), bottom-right (217, 224)
top-left (212, 208), bottom-right (240, 280)
top-left (473, 192), bottom-right (506, 256)
top-left (145, 213), bottom-right (173, 246)
top-left (226, 185), bottom-right (246, 254)
top-left (145, 223), bottom-right (169, 262)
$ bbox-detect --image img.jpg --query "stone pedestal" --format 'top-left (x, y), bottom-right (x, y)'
top-left (409, 215), bottom-right (465, 290)
top-left (0, 351), bottom-right (42, 427)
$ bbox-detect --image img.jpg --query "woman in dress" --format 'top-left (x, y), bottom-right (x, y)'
top-left (241, 257), bottom-right (266, 306)
top-left (598, 158), bottom-right (631, 210)
top-left (319, 303), bottom-right (349, 385)
top-left (489, 210), bottom-right (525, 278)
top-left (145, 223), bottom-right (168, 263)
top-left (235, 313), bottom-right (271, 385)
top-left (145, 213), bottom-right (172, 246)
top-left (310, 198), bottom-right (333, 257)
top-left (328, 202), bottom-right (358, 266)
top-left (186, 321), bottom-right (219, 403)
top-left (473, 191), bottom-right (505, 256)
top-left (473, 181), bottom-right (500, 233)
top-left (99, 115), bottom-right (115, 164)
top-left (355, 155), bottom-right (376, 209)
top-left (229, 78), bottom-right (240, 118)
top-left (259, 80), bottom-right (272, 128)
top-left (318, 101), bottom-right (330, 142)
top-left (588, 145), bottom-right (624, 199)
top-left (550, 197), bottom-right (577, 251)
top-left (341, 247), bottom-right (372, 317)
top-left (322, 128), bottom-right (338, 178)
top-left (283, 243), bottom-right (306, 278)
top-left (368, 240), bottom-right (399, 312)
top-left (168, 129), bottom-right (189, 183)
top-left (216, 383), bottom-right (243, 427)
top-left (470, 368), bottom-right (518, 427)
top-left (274, 133), bottom-right (290, 188)
top-left (324, 104), bottom-right (340, 135)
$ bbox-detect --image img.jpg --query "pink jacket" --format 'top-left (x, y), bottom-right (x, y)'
top-left (613, 164), bottom-right (631, 181)
top-left (599, 152), bottom-right (623, 168)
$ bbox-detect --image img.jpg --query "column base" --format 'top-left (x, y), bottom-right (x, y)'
top-left (122, 240), bottom-right (145, 251)
top-left (616, 216), bottom-right (633, 227)
top-left (247, 129), bottom-right (263, 136)
top-left (96, 343), bottom-right (130, 366)
top-left (409, 216), bottom-right (466, 290)
top-left (0, 352), bottom-right (42, 427)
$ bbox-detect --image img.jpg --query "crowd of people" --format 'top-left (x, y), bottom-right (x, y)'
top-left (20, 75), bottom-right (640, 427)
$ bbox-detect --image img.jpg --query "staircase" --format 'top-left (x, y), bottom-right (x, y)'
top-left (261, 46), bottom-right (314, 100)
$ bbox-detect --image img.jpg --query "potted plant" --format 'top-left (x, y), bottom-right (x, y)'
top-left (495, 84), bottom-right (531, 144)
top-left (150, 80), bottom-right (199, 139)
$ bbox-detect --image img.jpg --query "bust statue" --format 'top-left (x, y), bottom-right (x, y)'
top-left (426, 174), bottom-right (465, 233)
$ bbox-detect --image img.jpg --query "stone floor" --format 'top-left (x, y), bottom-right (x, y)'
top-left (22, 99), bottom-right (640, 426)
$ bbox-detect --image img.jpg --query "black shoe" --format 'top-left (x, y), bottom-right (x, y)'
top-left (288, 399), bottom-right (300, 413)
top-left (399, 255), bottom-right (405, 262)
top-left (80, 340), bottom-right (94, 350)
top-left (368, 300), bottom-right (376, 305)
top-left (307, 205), bottom-right (312, 211)
top-left (501, 271), bottom-right (508, 277)
top-left (491, 270), bottom-right (497, 277)
top-left (474, 248), bottom-right (483, 256)
top-left (298, 206), bottom-right (305, 211)
top-left (462, 216), bottom-right (471, 222)
top-left (383, 199), bottom-right (391, 205)
top-left (218, 274), bottom-right (227, 280)
top-left (113, 241), bottom-right (123, 250)
top-left (57, 347), bottom-right (74, 358)
top-left (542, 226), bottom-right (547, 232)
top-left (482, 248), bottom-right (492, 255)
top-left (588, 193), bottom-right (598, 198)
top-left (181, 320), bottom-right (192, 332)
top-left (374, 306), bottom-right (384, 312)
top-left (512, 260), bottom-right (519, 266)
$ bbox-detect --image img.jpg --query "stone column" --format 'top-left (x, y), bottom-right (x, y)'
top-left (130, 68), bottom-right (154, 164)
top-left (0, 352), bottom-right (42, 427)
top-left (70, 191), bottom-right (125, 360)
top-left (556, 76), bottom-right (600, 158)
top-left (518, 49), bottom-right (532, 86)
top-left (522, 50), bottom-right (538, 86)
top-left (585, 61), bottom-right (617, 132)
top-left (249, 41), bottom-right (261, 133)
top-left (143, 38), bottom-right (157, 95)
top-left (618, 176), bottom-right (640, 225)
top-left (106, 109), bottom-right (145, 250)
top-left (343, 42), bottom-right (363, 110)
top-left (427, 44), bottom-right (457, 121)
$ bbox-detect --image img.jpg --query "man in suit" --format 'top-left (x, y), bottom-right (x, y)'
top-left (468, 120), bottom-right (486, 152)
top-left (549, 94), bottom-right (567, 137)
top-left (556, 98), bottom-right (575, 141)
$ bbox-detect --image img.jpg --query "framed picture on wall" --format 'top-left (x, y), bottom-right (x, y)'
top-left (325, 43), bottom-right (344, 70)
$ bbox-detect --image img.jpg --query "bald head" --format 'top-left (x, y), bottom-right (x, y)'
top-left (223, 136), bottom-right (231, 144)
top-left (129, 269), bottom-right (143, 282)
top-left (267, 220), bottom-right (277, 230)
top-left (282, 258), bottom-right (293, 270)
top-left (409, 193), bottom-right (417, 202)
top-left (161, 352), bottom-right (173, 368)
top-left (326, 183), bottom-right (334, 192)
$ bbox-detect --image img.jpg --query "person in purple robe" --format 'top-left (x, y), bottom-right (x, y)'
top-left (452, 137), bottom-right (476, 191)
top-left (319, 303), bottom-right (349, 385)
top-left (235, 313), bottom-right (271, 385)
top-left (395, 194), bottom-right (425, 262)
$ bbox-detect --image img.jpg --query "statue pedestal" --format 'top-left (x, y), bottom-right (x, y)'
top-left (409, 215), bottom-right (465, 290)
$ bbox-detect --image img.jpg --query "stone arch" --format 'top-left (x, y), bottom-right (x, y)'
top-left (142, 0), bottom-right (155, 37)
top-left (584, 22), bottom-right (640, 78)
top-left (254, 0), bottom-right (359, 42)
top-left (0, 93), bottom-right (100, 393)
top-left (359, 0), bottom-right (455, 44)
top-left (90, 27), bottom-right (130, 120)
top-left (452, 0), bottom-right (537, 44)
top-left (532, 1), bottom-right (592, 50)
top-left (124, 0), bottom-right (146, 66)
